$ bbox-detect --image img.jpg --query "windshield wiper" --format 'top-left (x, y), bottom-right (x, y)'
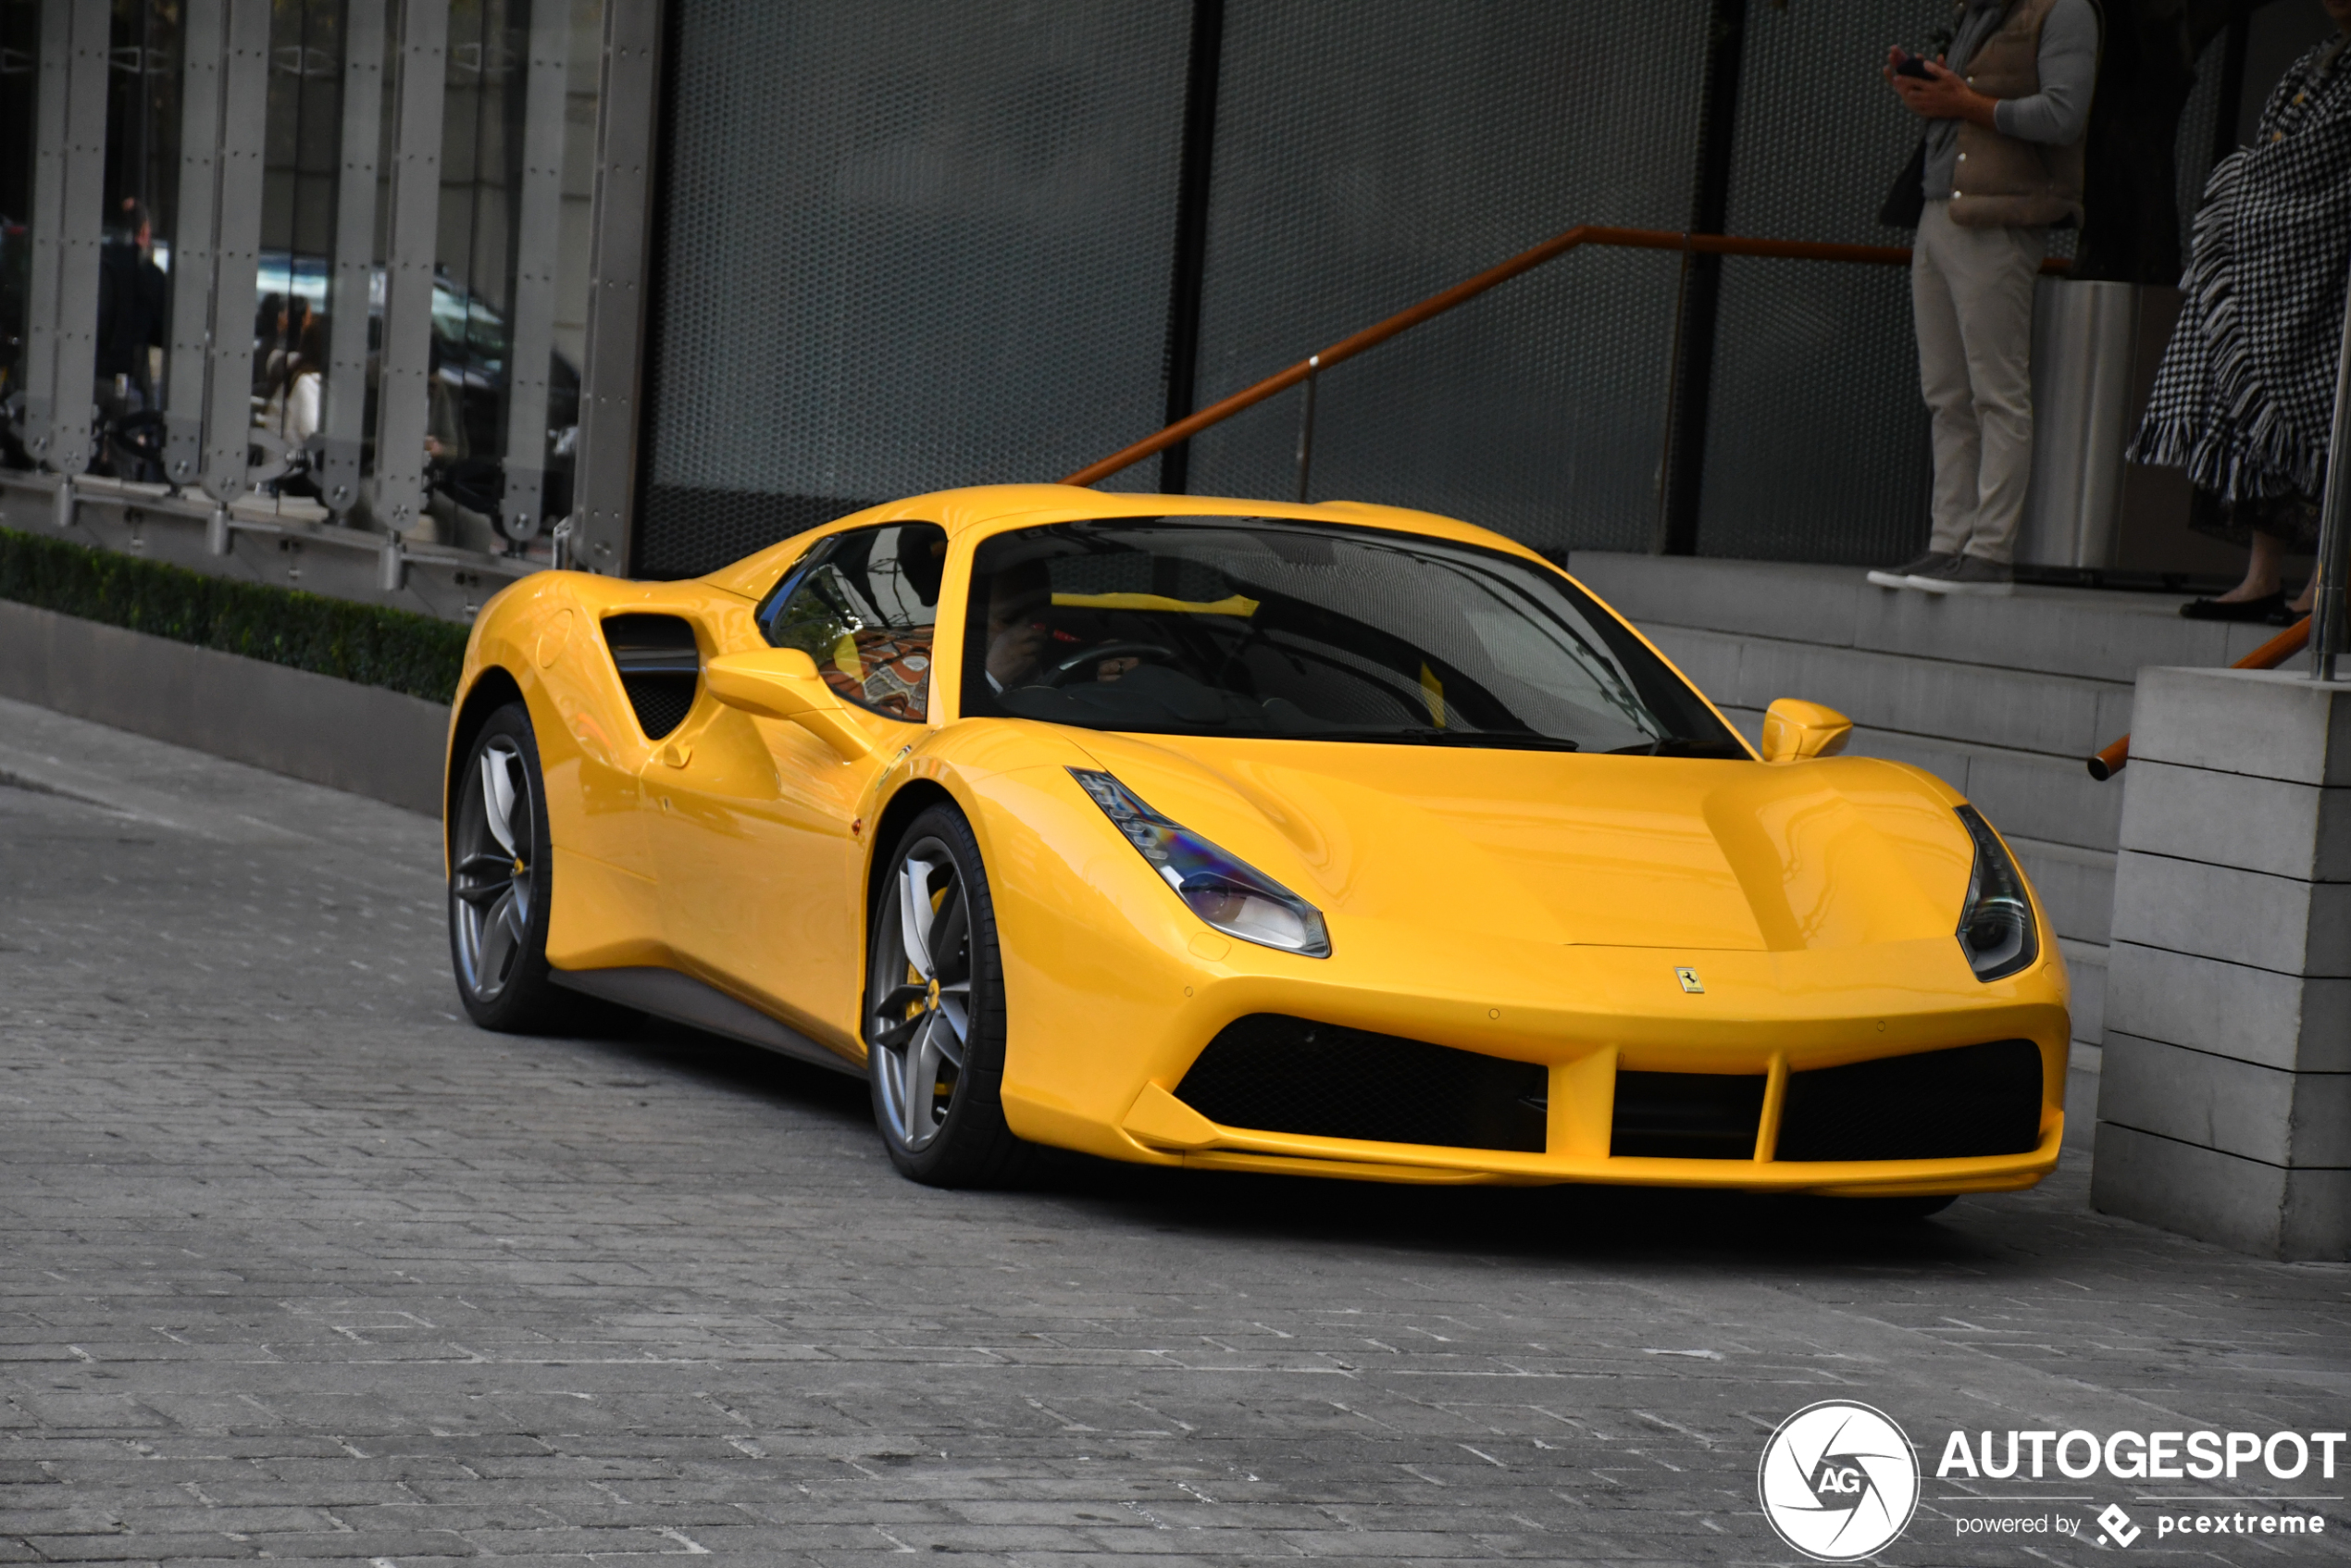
top-left (1607, 737), bottom-right (1749, 758)
top-left (1283, 726), bottom-right (1582, 753)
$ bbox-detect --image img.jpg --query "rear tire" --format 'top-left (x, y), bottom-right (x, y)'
top-left (447, 702), bottom-right (590, 1034)
top-left (865, 803), bottom-right (1032, 1188)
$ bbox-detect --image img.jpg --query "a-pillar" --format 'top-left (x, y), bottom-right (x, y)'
top-left (2094, 666), bottom-right (2351, 1259)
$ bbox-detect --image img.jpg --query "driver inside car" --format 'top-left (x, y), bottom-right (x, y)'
top-left (982, 562), bottom-right (1140, 691)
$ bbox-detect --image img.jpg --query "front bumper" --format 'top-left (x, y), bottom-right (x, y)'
top-left (997, 915), bottom-right (2071, 1194)
top-left (1121, 1077), bottom-right (2062, 1192)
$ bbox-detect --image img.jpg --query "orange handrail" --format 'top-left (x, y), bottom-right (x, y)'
top-left (1062, 224), bottom-right (2071, 489)
top-left (2087, 616), bottom-right (2312, 781)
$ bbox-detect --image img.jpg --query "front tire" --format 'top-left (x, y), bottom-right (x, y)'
top-left (865, 804), bottom-right (1031, 1187)
top-left (448, 702), bottom-right (583, 1033)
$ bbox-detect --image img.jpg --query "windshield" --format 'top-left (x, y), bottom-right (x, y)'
top-left (961, 517), bottom-right (1745, 755)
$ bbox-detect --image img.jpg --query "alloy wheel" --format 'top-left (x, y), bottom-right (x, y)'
top-left (869, 838), bottom-right (972, 1152)
top-left (451, 736), bottom-right (535, 1003)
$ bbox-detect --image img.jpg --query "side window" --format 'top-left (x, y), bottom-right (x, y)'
top-left (756, 522), bottom-right (949, 723)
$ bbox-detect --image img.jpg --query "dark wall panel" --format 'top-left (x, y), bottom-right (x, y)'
top-left (638, 0), bottom-right (1190, 578)
top-left (1180, 0), bottom-right (1709, 558)
top-left (1696, 0), bottom-right (1946, 565)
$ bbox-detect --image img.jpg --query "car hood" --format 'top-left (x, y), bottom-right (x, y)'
top-left (1058, 732), bottom-right (1978, 953)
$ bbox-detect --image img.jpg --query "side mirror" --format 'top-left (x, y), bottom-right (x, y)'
top-left (1759, 698), bottom-right (1853, 764)
top-left (704, 647), bottom-right (875, 759)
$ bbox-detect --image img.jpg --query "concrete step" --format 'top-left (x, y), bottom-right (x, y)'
top-left (2009, 835), bottom-right (2116, 948)
top-left (1661, 620), bottom-right (2133, 764)
top-left (2065, 941), bottom-right (2107, 1053)
top-left (1719, 707), bottom-right (2122, 854)
top-left (1571, 552), bottom-right (2293, 685)
top-left (1586, 553), bottom-right (2304, 877)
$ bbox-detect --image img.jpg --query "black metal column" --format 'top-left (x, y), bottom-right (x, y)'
top-left (1652, 0), bottom-right (1747, 555)
top-left (1156, 0), bottom-right (1224, 495)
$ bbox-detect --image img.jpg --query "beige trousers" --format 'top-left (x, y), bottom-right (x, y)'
top-left (1912, 200), bottom-right (2045, 564)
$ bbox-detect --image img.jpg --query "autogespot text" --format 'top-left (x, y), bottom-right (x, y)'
top-left (1936, 1427), bottom-right (2346, 1481)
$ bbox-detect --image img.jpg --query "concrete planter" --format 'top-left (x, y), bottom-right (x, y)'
top-left (2095, 666), bottom-right (2351, 1259)
top-left (0, 597), bottom-right (450, 815)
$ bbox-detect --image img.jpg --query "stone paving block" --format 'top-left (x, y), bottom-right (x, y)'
top-left (2098, 1030), bottom-right (2351, 1166)
top-left (2130, 666), bottom-right (2351, 785)
top-left (2121, 757), bottom-right (2351, 881)
top-left (2059, 940), bottom-right (2106, 1048)
top-left (2103, 939), bottom-right (2351, 1071)
top-left (6, 696), bottom-right (2351, 1565)
top-left (2092, 1122), bottom-right (2351, 1261)
top-left (2008, 836), bottom-right (2114, 946)
top-left (2110, 848), bottom-right (2351, 975)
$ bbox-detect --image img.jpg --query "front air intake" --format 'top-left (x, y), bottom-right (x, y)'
top-left (1775, 1039), bottom-right (2044, 1162)
top-left (603, 614), bottom-right (701, 740)
top-left (1610, 1071), bottom-right (1768, 1159)
top-left (1175, 1015), bottom-right (1547, 1153)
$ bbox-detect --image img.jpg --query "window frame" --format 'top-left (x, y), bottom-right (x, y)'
top-left (754, 519), bottom-right (950, 725)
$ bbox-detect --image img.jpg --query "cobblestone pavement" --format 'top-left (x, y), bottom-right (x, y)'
top-left (3, 695), bottom-right (2349, 1567)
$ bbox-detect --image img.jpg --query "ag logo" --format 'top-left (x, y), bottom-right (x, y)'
top-left (1757, 1400), bottom-right (1922, 1561)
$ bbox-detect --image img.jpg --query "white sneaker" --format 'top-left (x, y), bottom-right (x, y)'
top-left (1865, 551), bottom-right (1953, 590)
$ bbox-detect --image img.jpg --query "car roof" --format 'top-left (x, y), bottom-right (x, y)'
top-left (700, 484), bottom-right (1553, 600)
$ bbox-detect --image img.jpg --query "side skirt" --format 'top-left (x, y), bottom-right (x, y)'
top-left (550, 965), bottom-right (865, 1079)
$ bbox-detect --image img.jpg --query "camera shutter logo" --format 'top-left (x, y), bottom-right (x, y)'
top-left (1757, 1400), bottom-right (1922, 1561)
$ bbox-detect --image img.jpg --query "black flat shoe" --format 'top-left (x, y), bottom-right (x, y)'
top-left (2181, 591), bottom-right (2286, 621)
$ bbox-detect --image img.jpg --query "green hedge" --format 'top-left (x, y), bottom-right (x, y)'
top-left (0, 526), bottom-right (470, 703)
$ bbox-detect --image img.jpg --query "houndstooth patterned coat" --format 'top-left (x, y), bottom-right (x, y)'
top-left (2130, 36), bottom-right (2351, 504)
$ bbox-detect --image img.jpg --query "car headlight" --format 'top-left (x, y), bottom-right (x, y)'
top-left (1068, 768), bottom-right (1331, 958)
top-left (1955, 805), bottom-right (2036, 981)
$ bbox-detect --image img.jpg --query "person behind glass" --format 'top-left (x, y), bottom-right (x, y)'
top-left (1865, 0), bottom-right (2100, 598)
top-left (262, 317), bottom-right (327, 498)
top-left (2131, 0), bottom-right (2351, 623)
top-left (252, 294), bottom-right (287, 398)
top-left (93, 197), bottom-right (166, 417)
top-left (982, 562), bottom-right (1052, 693)
top-left (980, 564), bottom-right (1141, 694)
top-left (261, 296), bottom-right (311, 404)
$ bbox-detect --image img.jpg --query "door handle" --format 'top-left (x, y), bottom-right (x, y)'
top-left (657, 740), bottom-right (692, 768)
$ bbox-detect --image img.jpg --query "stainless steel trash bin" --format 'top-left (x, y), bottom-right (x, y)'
top-left (2016, 277), bottom-right (2142, 570)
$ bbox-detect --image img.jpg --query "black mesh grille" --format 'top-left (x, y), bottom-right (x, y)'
top-left (635, 0), bottom-right (1193, 579)
top-left (1176, 1015), bottom-right (1547, 1154)
top-left (1775, 1039), bottom-right (2045, 1164)
top-left (619, 674), bottom-right (696, 740)
top-left (1185, 1), bottom-right (1707, 557)
top-left (603, 614), bottom-right (700, 740)
top-left (1694, 0), bottom-right (1950, 566)
top-left (1611, 1071), bottom-right (1767, 1160)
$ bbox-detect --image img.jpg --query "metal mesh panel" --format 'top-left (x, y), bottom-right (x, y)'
top-left (1698, 0), bottom-right (1949, 565)
top-left (1181, 0), bottom-right (1708, 558)
top-left (1776, 1039), bottom-right (2043, 1163)
top-left (637, 0), bottom-right (1191, 579)
top-left (1176, 1014), bottom-right (1547, 1153)
top-left (2174, 30), bottom-right (2228, 264)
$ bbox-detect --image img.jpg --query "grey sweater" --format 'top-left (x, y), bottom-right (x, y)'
top-left (1922, 0), bottom-right (2100, 209)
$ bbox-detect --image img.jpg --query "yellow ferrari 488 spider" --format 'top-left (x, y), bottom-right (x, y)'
top-left (443, 486), bottom-right (2067, 1199)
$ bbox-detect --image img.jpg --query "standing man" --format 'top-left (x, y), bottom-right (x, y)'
top-left (1866, 0), bottom-right (2101, 597)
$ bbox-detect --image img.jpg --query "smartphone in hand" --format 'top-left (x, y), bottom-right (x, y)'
top-left (1893, 48), bottom-right (1934, 80)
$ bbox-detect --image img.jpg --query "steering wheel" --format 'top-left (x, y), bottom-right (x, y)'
top-left (1043, 641), bottom-right (1176, 687)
